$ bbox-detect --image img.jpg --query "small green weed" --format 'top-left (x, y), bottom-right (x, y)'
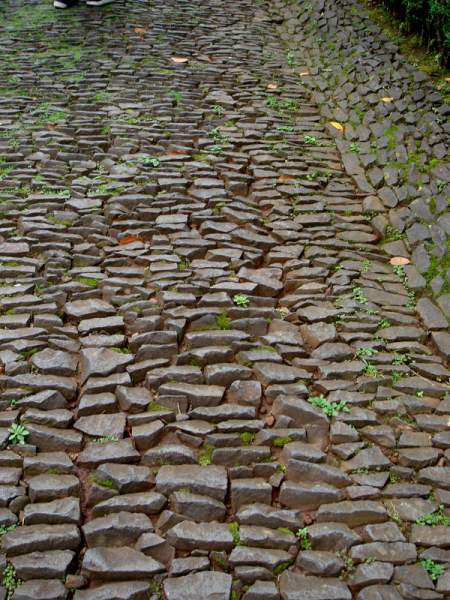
top-left (355, 347), bottom-right (378, 359)
top-left (216, 313), bottom-right (232, 330)
top-left (296, 527), bottom-right (312, 550)
top-left (416, 505), bottom-right (450, 527)
top-left (233, 294), bottom-right (250, 307)
top-left (8, 423), bottom-right (29, 445)
top-left (353, 286), bottom-right (368, 304)
top-left (2, 563), bottom-right (21, 599)
top-left (420, 558), bottom-right (444, 581)
top-left (307, 395), bottom-right (349, 417)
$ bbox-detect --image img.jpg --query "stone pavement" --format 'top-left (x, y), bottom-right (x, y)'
top-left (0, 0), bottom-right (449, 598)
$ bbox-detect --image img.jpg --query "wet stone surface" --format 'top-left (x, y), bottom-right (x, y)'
top-left (0, 0), bottom-right (448, 598)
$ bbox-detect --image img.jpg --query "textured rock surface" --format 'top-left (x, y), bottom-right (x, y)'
top-left (0, 0), bottom-right (447, 598)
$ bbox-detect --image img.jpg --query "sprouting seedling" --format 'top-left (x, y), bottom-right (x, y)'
top-left (8, 423), bottom-right (29, 445)
top-left (212, 105), bottom-right (225, 116)
top-left (233, 294), bottom-right (250, 308)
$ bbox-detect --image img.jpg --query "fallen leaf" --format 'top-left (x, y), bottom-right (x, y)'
top-left (390, 256), bottom-right (410, 266)
top-left (267, 83), bottom-right (278, 90)
top-left (133, 27), bottom-right (147, 34)
top-left (329, 121), bottom-right (344, 131)
top-left (167, 148), bottom-right (189, 156)
top-left (445, 77), bottom-right (450, 82)
top-left (119, 235), bottom-right (144, 245)
top-left (299, 71), bottom-right (310, 76)
top-left (382, 96), bottom-right (394, 103)
top-left (265, 415), bottom-right (275, 427)
top-left (47, 123), bottom-right (57, 130)
top-left (171, 56), bottom-right (189, 64)
top-left (278, 175), bottom-right (295, 183)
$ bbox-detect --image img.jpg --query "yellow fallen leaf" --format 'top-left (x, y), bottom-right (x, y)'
top-left (133, 27), bottom-right (147, 34)
top-left (171, 56), bottom-right (189, 64)
top-left (300, 71), bottom-right (310, 76)
top-left (267, 83), bottom-right (278, 90)
top-left (277, 175), bottom-right (295, 183)
top-left (329, 121), bottom-right (344, 131)
top-left (382, 96), bottom-right (394, 103)
top-left (390, 256), bottom-right (410, 266)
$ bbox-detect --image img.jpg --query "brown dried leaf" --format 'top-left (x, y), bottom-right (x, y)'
top-left (119, 235), bottom-right (144, 245)
top-left (134, 27), bottom-right (147, 34)
top-left (267, 83), bottom-right (278, 90)
top-left (382, 96), bottom-right (394, 103)
top-left (171, 56), bottom-right (189, 64)
top-left (390, 256), bottom-right (410, 266)
top-left (277, 175), bottom-right (295, 183)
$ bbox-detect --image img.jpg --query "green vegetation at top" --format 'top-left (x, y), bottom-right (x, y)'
top-left (368, 0), bottom-right (449, 66)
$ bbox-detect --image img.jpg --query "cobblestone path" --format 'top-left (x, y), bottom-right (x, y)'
top-left (0, 0), bottom-right (449, 599)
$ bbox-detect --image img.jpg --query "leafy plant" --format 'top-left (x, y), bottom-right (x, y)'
top-left (307, 395), bottom-right (349, 417)
top-left (363, 362), bottom-right (380, 377)
top-left (356, 347), bottom-right (378, 359)
top-left (233, 294), bottom-right (250, 307)
top-left (353, 286), bottom-right (368, 304)
top-left (378, 318), bottom-right (391, 329)
top-left (420, 558), bottom-right (444, 581)
top-left (296, 527), bottom-right (312, 550)
top-left (416, 505), bottom-right (450, 527)
top-left (303, 134), bottom-right (319, 145)
top-left (392, 371), bottom-right (405, 384)
top-left (2, 563), bottom-right (21, 599)
top-left (350, 142), bottom-right (361, 154)
top-left (8, 423), bottom-right (29, 445)
top-left (140, 156), bottom-right (160, 167)
top-left (216, 313), bottom-right (232, 330)
top-left (212, 104), bottom-right (225, 116)
top-left (0, 524), bottom-right (17, 536)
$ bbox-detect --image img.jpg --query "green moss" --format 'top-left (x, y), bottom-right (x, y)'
top-left (273, 559), bottom-right (293, 575)
top-left (75, 276), bottom-right (98, 288)
top-left (147, 402), bottom-right (168, 412)
top-left (272, 436), bottom-right (292, 448)
top-left (228, 522), bottom-right (240, 545)
top-left (198, 444), bottom-right (213, 466)
top-left (239, 432), bottom-right (255, 446)
top-left (92, 476), bottom-right (115, 489)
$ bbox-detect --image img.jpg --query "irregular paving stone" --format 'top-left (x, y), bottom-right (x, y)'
top-left (73, 582), bottom-right (151, 600)
top-left (2, 0), bottom-right (450, 594)
top-left (164, 572), bottom-right (232, 600)
top-left (279, 572), bottom-right (351, 600)
top-left (81, 546), bottom-right (164, 580)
